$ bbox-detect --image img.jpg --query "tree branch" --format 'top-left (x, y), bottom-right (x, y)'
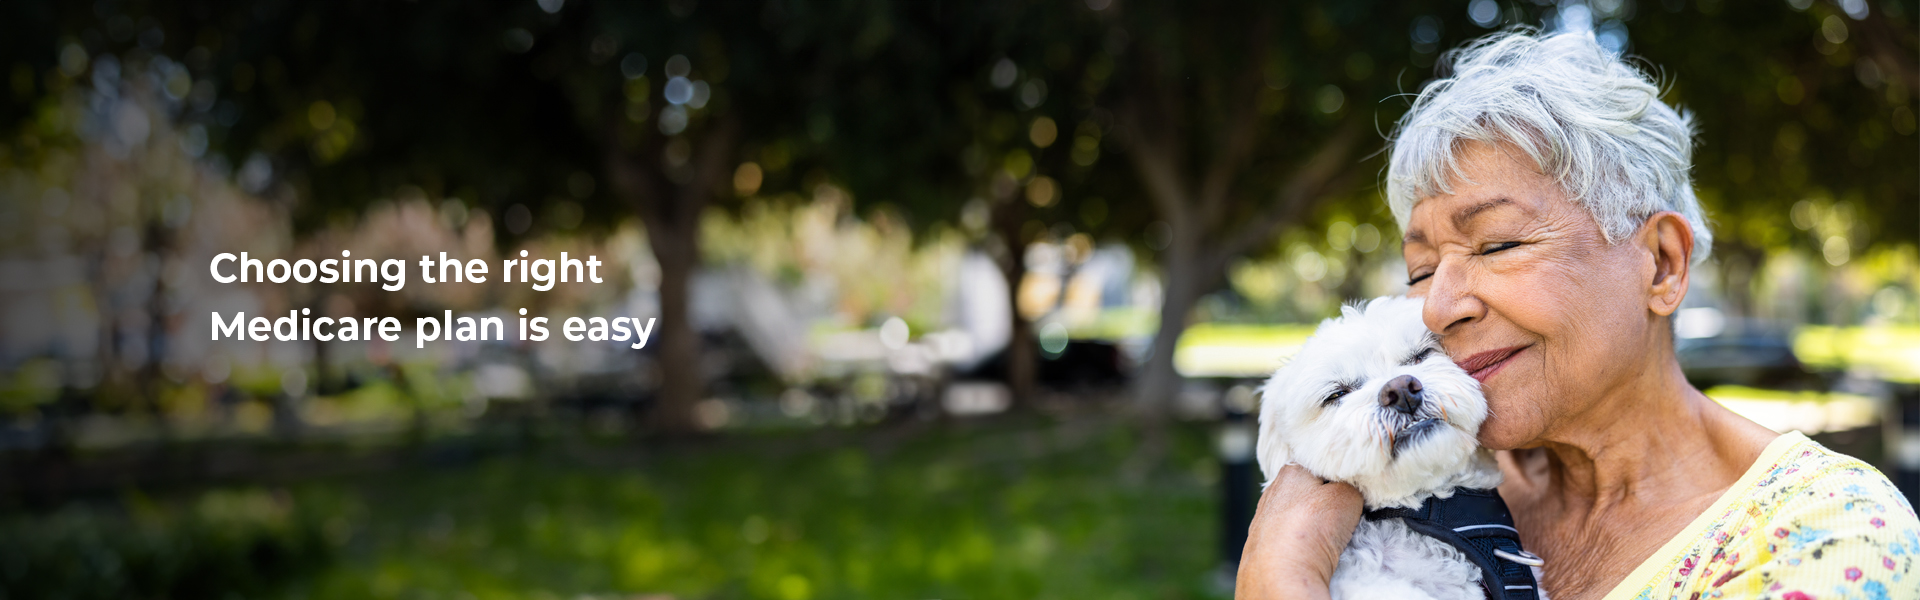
top-left (1117, 47), bottom-right (1196, 226)
top-left (1208, 117), bottom-right (1369, 272)
top-left (1856, 9), bottom-right (1919, 96)
top-left (603, 112), bottom-right (665, 219)
top-left (1195, 18), bottom-right (1273, 232)
top-left (1118, 101), bottom-right (1194, 225)
top-left (674, 115), bottom-right (744, 232)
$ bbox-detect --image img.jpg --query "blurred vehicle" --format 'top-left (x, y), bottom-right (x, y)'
top-left (1678, 328), bottom-right (1827, 391)
top-left (959, 339), bottom-right (1132, 391)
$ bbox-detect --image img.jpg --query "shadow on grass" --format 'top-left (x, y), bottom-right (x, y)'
top-left (5, 414), bottom-right (1235, 600)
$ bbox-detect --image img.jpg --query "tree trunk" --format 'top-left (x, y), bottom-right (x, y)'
top-left (989, 200), bottom-right (1039, 409)
top-left (1716, 243), bottom-right (1763, 335)
top-left (647, 225), bottom-right (703, 432)
top-left (999, 250), bottom-right (1039, 408)
top-left (1117, 98), bottom-right (1364, 419)
top-left (604, 115), bottom-right (740, 436)
top-left (1134, 239), bottom-right (1211, 418)
top-left (140, 221), bottom-right (174, 443)
top-left (1335, 248), bottom-right (1367, 302)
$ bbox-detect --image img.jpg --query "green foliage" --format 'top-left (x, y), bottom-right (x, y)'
top-left (1591, 1), bottom-right (1918, 254)
top-left (0, 488), bottom-right (348, 599)
top-left (2, 419), bottom-right (1233, 599)
top-left (292, 420), bottom-right (1225, 600)
top-left (0, 358), bottom-right (62, 416)
top-left (2, 0), bottom-right (1910, 253)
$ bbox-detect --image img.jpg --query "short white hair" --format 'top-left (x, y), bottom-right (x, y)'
top-left (1385, 29), bottom-right (1712, 262)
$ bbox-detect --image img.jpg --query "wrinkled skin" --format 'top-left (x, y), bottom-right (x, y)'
top-left (1238, 141), bottom-right (1775, 600)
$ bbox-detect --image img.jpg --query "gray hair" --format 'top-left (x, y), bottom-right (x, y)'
top-left (1385, 29), bottom-right (1712, 262)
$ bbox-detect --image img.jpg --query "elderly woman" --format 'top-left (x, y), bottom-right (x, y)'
top-left (1237, 31), bottom-right (1920, 600)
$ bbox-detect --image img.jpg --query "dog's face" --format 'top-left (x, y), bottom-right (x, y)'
top-left (1257, 296), bottom-right (1498, 508)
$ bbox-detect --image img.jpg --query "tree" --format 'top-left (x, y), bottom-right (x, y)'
top-left (802, 2), bottom-right (1124, 408)
top-left (1619, 0), bottom-right (1917, 322)
top-left (6, 0), bottom-right (1908, 429)
top-left (0, 0), bottom-right (886, 433)
top-left (1090, 2), bottom-right (1439, 415)
top-left (1064, 0), bottom-right (1916, 413)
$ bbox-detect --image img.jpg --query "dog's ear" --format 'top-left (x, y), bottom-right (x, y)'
top-left (1254, 382), bottom-right (1292, 483)
top-left (1256, 427), bottom-right (1290, 485)
top-left (1340, 301), bottom-right (1364, 319)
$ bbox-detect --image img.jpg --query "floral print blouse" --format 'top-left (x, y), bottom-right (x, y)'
top-left (1605, 431), bottom-right (1920, 600)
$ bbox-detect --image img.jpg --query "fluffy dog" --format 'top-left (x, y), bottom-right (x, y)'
top-left (1256, 296), bottom-right (1545, 600)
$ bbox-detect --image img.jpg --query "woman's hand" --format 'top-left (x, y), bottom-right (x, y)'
top-left (1235, 464), bottom-right (1363, 600)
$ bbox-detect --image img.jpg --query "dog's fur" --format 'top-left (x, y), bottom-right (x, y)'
top-left (1256, 296), bottom-right (1541, 600)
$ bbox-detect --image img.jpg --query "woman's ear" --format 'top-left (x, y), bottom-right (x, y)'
top-left (1641, 211), bottom-right (1694, 317)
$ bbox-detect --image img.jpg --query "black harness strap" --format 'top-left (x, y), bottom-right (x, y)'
top-left (1363, 488), bottom-right (1543, 600)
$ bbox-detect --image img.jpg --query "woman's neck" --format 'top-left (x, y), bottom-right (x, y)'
top-left (1531, 357), bottom-right (1774, 510)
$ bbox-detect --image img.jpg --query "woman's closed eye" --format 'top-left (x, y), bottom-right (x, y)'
top-left (1406, 242), bottom-right (1521, 284)
top-left (1479, 241), bottom-right (1522, 255)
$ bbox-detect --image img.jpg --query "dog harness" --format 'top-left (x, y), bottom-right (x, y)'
top-left (1363, 488), bottom-right (1545, 600)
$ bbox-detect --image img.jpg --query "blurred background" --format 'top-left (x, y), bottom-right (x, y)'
top-left (0, 0), bottom-right (1914, 598)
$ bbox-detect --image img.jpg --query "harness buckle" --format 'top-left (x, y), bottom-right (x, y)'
top-left (1494, 548), bottom-right (1545, 567)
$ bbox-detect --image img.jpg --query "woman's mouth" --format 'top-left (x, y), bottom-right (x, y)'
top-left (1458, 345), bottom-right (1529, 383)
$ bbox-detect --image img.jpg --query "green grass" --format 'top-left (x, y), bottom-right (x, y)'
top-left (1795, 324), bottom-right (1920, 383)
top-left (1, 488), bottom-right (344, 599)
top-left (7, 417), bottom-right (1234, 600)
top-left (1174, 323), bottom-right (1318, 378)
top-left (1175, 322), bottom-right (1920, 382)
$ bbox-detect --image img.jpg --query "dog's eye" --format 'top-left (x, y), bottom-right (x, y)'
top-left (1322, 388), bottom-right (1350, 406)
top-left (1404, 347), bottom-right (1437, 365)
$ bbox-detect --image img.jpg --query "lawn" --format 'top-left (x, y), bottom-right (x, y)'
top-left (4, 416), bottom-right (1234, 600)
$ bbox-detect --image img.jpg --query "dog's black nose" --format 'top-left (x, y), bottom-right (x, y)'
top-left (1380, 375), bottom-right (1424, 414)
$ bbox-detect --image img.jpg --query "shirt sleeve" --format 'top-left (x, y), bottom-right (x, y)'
top-left (1713, 464), bottom-right (1920, 600)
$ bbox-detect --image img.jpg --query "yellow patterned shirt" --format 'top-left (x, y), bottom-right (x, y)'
top-left (1602, 431), bottom-right (1920, 600)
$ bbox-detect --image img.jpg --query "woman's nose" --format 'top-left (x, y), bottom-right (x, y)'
top-left (1422, 259), bottom-right (1484, 335)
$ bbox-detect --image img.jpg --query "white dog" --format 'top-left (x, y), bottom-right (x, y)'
top-left (1256, 296), bottom-right (1546, 600)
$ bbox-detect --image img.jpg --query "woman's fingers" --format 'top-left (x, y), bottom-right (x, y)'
top-left (1236, 464), bottom-right (1363, 600)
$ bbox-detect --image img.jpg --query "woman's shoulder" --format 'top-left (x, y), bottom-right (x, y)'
top-left (1752, 433), bottom-right (1916, 536)
top-left (1606, 432), bottom-right (1920, 600)
top-left (1725, 434), bottom-right (1920, 599)
top-left (1752, 433), bottom-right (1911, 516)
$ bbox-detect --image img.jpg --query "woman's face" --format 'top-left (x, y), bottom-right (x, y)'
top-left (1402, 141), bottom-right (1665, 450)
